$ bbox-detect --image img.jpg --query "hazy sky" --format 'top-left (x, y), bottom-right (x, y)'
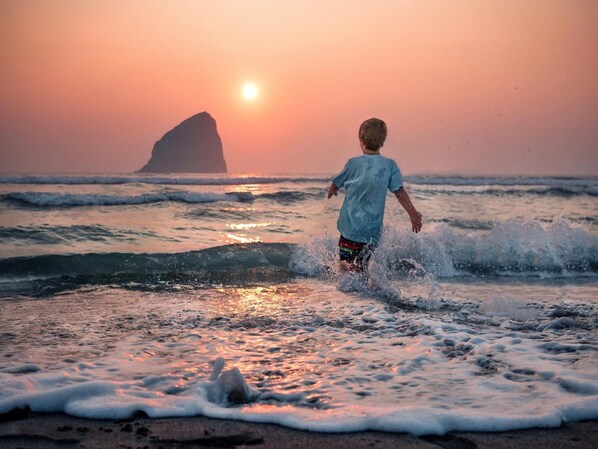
top-left (1, 0), bottom-right (596, 175)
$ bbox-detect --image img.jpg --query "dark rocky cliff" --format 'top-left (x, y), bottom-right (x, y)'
top-left (138, 112), bottom-right (227, 173)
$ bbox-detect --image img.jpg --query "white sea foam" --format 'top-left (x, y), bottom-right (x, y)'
top-left (0, 282), bottom-right (596, 435)
top-left (479, 296), bottom-right (540, 322)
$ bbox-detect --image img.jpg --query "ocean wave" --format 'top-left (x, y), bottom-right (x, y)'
top-left (1, 220), bottom-right (596, 289)
top-left (4, 191), bottom-right (254, 207)
top-left (0, 243), bottom-right (294, 282)
top-left (0, 175), bottom-right (330, 186)
top-left (9, 184), bottom-right (594, 211)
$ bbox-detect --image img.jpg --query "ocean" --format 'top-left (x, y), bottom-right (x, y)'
top-left (0, 173), bottom-right (596, 435)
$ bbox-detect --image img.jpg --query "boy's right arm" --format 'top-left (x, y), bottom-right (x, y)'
top-left (327, 183), bottom-right (339, 199)
top-left (394, 188), bottom-right (422, 233)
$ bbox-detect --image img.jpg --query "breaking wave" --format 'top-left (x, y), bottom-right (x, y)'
top-left (378, 219), bottom-right (598, 277)
top-left (294, 219), bottom-right (598, 279)
top-left (1, 220), bottom-right (596, 291)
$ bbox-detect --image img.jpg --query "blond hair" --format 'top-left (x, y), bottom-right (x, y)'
top-left (359, 118), bottom-right (387, 151)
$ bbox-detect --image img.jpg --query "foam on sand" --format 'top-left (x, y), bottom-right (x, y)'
top-left (0, 281), bottom-right (596, 435)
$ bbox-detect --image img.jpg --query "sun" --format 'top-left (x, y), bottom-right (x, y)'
top-left (241, 82), bottom-right (259, 101)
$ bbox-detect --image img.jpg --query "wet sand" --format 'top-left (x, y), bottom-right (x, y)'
top-left (0, 412), bottom-right (595, 449)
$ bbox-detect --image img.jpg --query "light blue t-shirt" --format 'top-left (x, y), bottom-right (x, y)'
top-left (332, 154), bottom-right (403, 244)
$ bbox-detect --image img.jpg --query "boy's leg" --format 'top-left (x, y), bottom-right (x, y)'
top-left (355, 243), bottom-right (375, 273)
top-left (338, 236), bottom-right (367, 272)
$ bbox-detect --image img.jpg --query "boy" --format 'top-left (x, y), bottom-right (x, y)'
top-left (328, 118), bottom-right (422, 271)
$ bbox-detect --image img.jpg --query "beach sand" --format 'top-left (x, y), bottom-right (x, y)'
top-left (0, 412), bottom-right (595, 449)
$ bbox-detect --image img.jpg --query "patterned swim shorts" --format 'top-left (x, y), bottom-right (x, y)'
top-left (338, 235), bottom-right (374, 266)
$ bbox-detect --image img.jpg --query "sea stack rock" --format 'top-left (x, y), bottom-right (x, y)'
top-left (138, 112), bottom-right (227, 173)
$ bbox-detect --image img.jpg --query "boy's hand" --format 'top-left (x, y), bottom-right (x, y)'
top-left (327, 183), bottom-right (339, 199)
top-left (394, 188), bottom-right (422, 233)
top-left (410, 211), bottom-right (423, 233)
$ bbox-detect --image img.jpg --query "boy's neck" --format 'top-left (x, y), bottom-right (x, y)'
top-left (362, 149), bottom-right (380, 155)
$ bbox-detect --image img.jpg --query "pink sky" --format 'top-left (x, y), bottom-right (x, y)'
top-left (0, 0), bottom-right (596, 175)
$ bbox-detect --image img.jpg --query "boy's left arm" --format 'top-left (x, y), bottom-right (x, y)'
top-left (394, 188), bottom-right (422, 233)
top-left (327, 183), bottom-right (339, 199)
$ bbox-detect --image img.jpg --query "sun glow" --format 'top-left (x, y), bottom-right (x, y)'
top-left (241, 82), bottom-right (259, 101)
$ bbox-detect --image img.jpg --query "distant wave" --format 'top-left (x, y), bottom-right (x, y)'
top-left (257, 190), bottom-right (325, 203)
top-left (4, 184), bottom-right (595, 209)
top-left (0, 175), bottom-right (330, 186)
top-left (412, 186), bottom-right (598, 197)
top-left (4, 191), bottom-right (255, 207)
top-left (3, 189), bottom-right (330, 207)
top-left (407, 176), bottom-right (598, 188)
top-left (1, 174), bottom-right (597, 188)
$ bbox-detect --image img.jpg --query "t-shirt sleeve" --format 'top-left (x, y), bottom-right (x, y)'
top-left (388, 160), bottom-right (403, 192)
top-left (332, 160), bottom-right (351, 188)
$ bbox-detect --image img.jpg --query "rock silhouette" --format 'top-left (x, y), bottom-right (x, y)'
top-left (138, 112), bottom-right (227, 173)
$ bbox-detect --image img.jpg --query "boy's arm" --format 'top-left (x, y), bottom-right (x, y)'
top-left (394, 188), bottom-right (422, 233)
top-left (327, 183), bottom-right (339, 199)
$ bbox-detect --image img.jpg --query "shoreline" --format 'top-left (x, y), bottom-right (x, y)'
top-left (0, 413), bottom-right (596, 449)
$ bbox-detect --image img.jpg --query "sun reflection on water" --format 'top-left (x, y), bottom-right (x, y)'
top-left (228, 183), bottom-right (261, 193)
top-left (224, 233), bottom-right (261, 244)
top-left (227, 222), bottom-right (272, 230)
top-left (223, 222), bottom-right (273, 243)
